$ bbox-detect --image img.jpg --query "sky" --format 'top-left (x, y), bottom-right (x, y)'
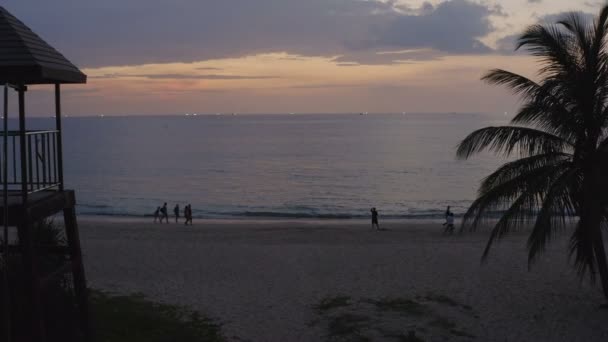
top-left (2, 0), bottom-right (601, 116)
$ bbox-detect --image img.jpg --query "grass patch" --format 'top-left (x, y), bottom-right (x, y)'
top-left (91, 290), bottom-right (224, 342)
top-left (423, 294), bottom-right (459, 307)
top-left (315, 296), bottom-right (352, 313)
top-left (450, 329), bottom-right (476, 339)
top-left (396, 331), bottom-right (425, 342)
top-left (327, 313), bottom-right (370, 340)
top-left (428, 317), bottom-right (456, 330)
top-left (423, 293), bottom-right (475, 313)
top-left (371, 298), bottom-right (427, 316)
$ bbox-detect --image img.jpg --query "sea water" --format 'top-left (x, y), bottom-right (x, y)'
top-left (26, 113), bottom-right (508, 220)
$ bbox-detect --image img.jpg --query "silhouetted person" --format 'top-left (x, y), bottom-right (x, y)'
top-left (443, 212), bottom-right (455, 234)
top-left (174, 204), bottom-right (180, 223)
top-left (153, 206), bottom-right (160, 223)
top-left (184, 204), bottom-right (193, 225)
top-left (445, 206), bottom-right (452, 220)
top-left (371, 207), bottom-right (380, 230)
top-left (161, 202), bottom-right (169, 223)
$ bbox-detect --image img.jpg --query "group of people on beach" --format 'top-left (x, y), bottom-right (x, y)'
top-left (154, 202), bottom-right (193, 225)
top-left (369, 206), bottom-right (455, 233)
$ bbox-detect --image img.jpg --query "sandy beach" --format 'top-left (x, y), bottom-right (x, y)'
top-left (79, 217), bottom-right (608, 341)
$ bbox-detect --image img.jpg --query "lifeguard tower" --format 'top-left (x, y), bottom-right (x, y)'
top-left (0, 6), bottom-right (89, 341)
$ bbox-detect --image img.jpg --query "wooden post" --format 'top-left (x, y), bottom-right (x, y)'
top-left (54, 84), bottom-right (64, 191)
top-left (18, 86), bottom-right (27, 201)
top-left (63, 204), bottom-right (89, 341)
top-left (2, 83), bottom-right (11, 342)
top-left (17, 85), bottom-right (46, 341)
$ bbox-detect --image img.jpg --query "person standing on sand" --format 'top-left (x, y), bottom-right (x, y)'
top-left (174, 204), bottom-right (180, 223)
top-left (184, 204), bottom-right (193, 225)
top-left (445, 206), bottom-right (452, 220)
top-left (183, 205), bottom-right (189, 225)
top-left (153, 206), bottom-right (160, 223)
top-left (443, 212), bottom-right (455, 234)
top-left (161, 203), bottom-right (169, 223)
top-left (371, 207), bottom-right (380, 230)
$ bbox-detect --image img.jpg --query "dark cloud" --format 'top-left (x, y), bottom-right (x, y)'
top-left (350, 0), bottom-right (496, 54)
top-left (3, 0), bottom-right (502, 68)
top-left (495, 34), bottom-right (520, 53)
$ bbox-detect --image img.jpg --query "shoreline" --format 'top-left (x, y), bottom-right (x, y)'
top-left (76, 214), bottom-right (448, 226)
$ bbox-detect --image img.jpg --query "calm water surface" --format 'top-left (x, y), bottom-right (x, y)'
top-left (30, 113), bottom-right (508, 219)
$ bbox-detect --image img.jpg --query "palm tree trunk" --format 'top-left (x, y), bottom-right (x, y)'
top-left (584, 167), bottom-right (608, 301)
top-left (593, 227), bottom-right (608, 301)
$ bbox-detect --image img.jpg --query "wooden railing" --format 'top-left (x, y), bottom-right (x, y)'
top-left (0, 130), bottom-right (61, 194)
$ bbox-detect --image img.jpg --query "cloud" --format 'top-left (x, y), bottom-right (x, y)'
top-left (495, 9), bottom-right (595, 54)
top-left (195, 67), bottom-right (223, 71)
top-left (352, 0), bottom-right (497, 54)
top-left (3, 0), bottom-right (504, 68)
top-left (91, 73), bottom-right (279, 80)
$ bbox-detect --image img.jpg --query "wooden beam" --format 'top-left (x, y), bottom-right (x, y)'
top-left (17, 86), bottom-right (27, 201)
top-left (64, 206), bottom-right (90, 341)
top-left (54, 84), bottom-right (64, 191)
top-left (2, 83), bottom-right (11, 342)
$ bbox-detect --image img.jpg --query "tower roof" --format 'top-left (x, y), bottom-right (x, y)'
top-left (0, 6), bottom-right (86, 85)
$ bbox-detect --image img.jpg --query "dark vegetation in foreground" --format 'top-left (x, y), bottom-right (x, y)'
top-left (311, 293), bottom-right (476, 342)
top-left (0, 220), bottom-right (224, 341)
top-left (0, 219), bottom-right (82, 341)
top-left (91, 290), bottom-right (224, 342)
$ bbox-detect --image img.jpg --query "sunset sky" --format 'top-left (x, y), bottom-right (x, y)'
top-left (4, 0), bottom-right (598, 116)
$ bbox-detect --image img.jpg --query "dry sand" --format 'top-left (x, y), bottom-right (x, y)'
top-left (79, 217), bottom-right (608, 341)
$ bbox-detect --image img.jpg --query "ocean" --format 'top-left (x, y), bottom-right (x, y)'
top-left (27, 113), bottom-right (508, 220)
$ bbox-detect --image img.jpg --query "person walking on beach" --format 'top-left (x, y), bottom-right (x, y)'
top-left (184, 204), bottom-right (193, 225)
top-left (445, 206), bottom-right (452, 220)
top-left (161, 202), bottom-right (169, 223)
top-left (183, 205), bottom-right (189, 225)
top-left (153, 206), bottom-right (160, 223)
top-left (174, 204), bottom-right (180, 223)
top-left (443, 212), bottom-right (455, 234)
top-left (371, 207), bottom-right (380, 230)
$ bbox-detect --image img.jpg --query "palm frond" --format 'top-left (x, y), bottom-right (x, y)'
top-left (517, 24), bottom-right (578, 77)
top-left (570, 221), bottom-right (597, 280)
top-left (481, 192), bottom-right (536, 260)
top-left (481, 69), bottom-right (540, 99)
top-left (456, 126), bottom-right (571, 160)
top-left (479, 153), bottom-right (571, 194)
top-left (461, 161), bottom-right (569, 231)
top-left (510, 100), bottom-right (577, 143)
top-left (527, 168), bottom-right (580, 266)
top-left (558, 12), bottom-right (592, 63)
top-left (592, 5), bottom-right (608, 57)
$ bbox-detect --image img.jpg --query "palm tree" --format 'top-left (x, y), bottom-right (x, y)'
top-left (457, 5), bottom-right (608, 301)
